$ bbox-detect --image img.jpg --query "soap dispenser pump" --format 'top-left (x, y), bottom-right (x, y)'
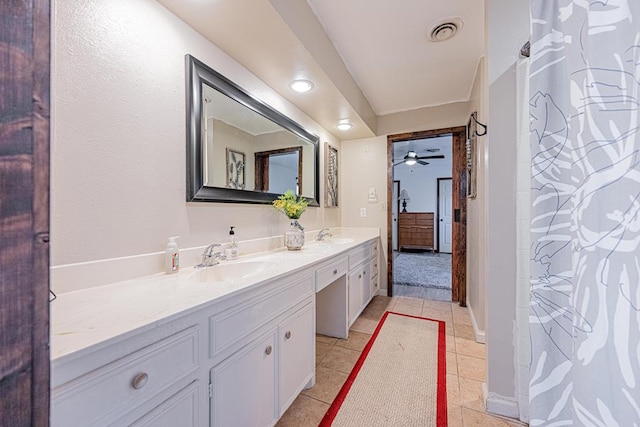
top-left (165, 236), bottom-right (180, 274)
top-left (226, 226), bottom-right (239, 260)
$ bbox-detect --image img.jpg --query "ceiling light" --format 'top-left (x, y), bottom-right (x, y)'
top-left (336, 121), bottom-right (353, 131)
top-left (405, 158), bottom-right (417, 166)
top-left (289, 79), bottom-right (314, 93)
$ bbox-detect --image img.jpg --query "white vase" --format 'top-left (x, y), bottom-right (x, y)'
top-left (284, 220), bottom-right (305, 250)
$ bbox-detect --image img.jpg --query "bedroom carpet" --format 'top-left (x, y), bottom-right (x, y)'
top-left (393, 252), bottom-right (452, 301)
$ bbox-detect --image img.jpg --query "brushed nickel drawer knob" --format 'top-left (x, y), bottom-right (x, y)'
top-left (265, 345), bottom-right (273, 355)
top-left (333, 269), bottom-right (338, 275)
top-left (285, 331), bottom-right (292, 340)
top-left (132, 372), bottom-right (149, 390)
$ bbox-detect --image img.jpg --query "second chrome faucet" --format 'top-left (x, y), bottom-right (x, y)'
top-left (195, 243), bottom-right (226, 268)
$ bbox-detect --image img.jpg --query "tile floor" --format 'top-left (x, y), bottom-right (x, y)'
top-left (277, 295), bottom-right (528, 427)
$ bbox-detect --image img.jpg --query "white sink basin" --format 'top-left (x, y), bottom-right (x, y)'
top-left (305, 237), bottom-right (357, 253)
top-left (191, 261), bottom-right (276, 283)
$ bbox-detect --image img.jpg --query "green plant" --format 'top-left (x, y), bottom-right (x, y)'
top-left (272, 190), bottom-right (308, 219)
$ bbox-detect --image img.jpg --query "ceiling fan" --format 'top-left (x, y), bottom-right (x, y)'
top-left (393, 150), bottom-right (445, 166)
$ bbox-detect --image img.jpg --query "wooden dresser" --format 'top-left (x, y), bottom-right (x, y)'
top-left (398, 212), bottom-right (435, 251)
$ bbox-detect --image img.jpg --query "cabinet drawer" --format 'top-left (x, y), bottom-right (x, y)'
top-left (316, 257), bottom-right (348, 292)
top-left (209, 276), bottom-right (313, 358)
top-left (52, 327), bottom-right (199, 427)
top-left (128, 380), bottom-right (199, 427)
top-left (370, 258), bottom-right (379, 280)
top-left (348, 244), bottom-right (372, 268)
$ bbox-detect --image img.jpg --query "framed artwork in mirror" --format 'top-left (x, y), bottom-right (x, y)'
top-left (325, 143), bottom-right (338, 207)
top-left (226, 148), bottom-right (246, 190)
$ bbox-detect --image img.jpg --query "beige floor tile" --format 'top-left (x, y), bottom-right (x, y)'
top-left (316, 342), bottom-right (333, 366)
top-left (461, 407), bottom-right (523, 426)
top-left (452, 310), bottom-right (472, 326)
top-left (359, 306), bottom-right (387, 321)
top-left (316, 334), bottom-right (338, 345)
top-left (301, 366), bottom-right (348, 405)
top-left (334, 331), bottom-right (372, 352)
top-left (349, 317), bottom-right (379, 334)
top-left (276, 394), bottom-right (329, 427)
top-left (458, 376), bottom-right (485, 412)
top-left (446, 334), bottom-right (456, 353)
top-left (446, 351), bottom-right (458, 375)
top-left (447, 404), bottom-right (464, 427)
top-left (457, 354), bottom-right (486, 382)
top-left (424, 300), bottom-right (453, 312)
top-left (421, 307), bottom-right (454, 323)
top-left (455, 337), bottom-right (486, 359)
top-left (446, 324), bottom-right (455, 336)
top-left (318, 345), bottom-right (361, 374)
top-left (454, 323), bottom-right (476, 340)
top-left (395, 296), bottom-right (424, 307)
top-left (447, 374), bottom-right (461, 406)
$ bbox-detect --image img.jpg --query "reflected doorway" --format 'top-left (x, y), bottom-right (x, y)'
top-left (255, 147), bottom-right (302, 194)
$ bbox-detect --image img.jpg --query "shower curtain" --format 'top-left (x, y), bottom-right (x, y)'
top-left (529, 1), bottom-right (640, 425)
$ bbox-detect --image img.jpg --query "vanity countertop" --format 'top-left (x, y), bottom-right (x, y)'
top-left (50, 228), bottom-right (380, 366)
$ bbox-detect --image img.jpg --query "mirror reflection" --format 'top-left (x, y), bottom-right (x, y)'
top-left (186, 54), bottom-right (319, 205)
top-left (202, 84), bottom-right (314, 195)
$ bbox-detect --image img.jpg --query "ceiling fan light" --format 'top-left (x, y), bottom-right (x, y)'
top-left (405, 158), bottom-right (417, 166)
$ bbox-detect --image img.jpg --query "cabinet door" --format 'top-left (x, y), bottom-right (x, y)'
top-left (348, 268), bottom-right (363, 326)
top-left (210, 332), bottom-right (277, 427)
top-left (278, 304), bottom-right (314, 416)
top-left (361, 263), bottom-right (372, 308)
top-left (129, 380), bottom-right (199, 427)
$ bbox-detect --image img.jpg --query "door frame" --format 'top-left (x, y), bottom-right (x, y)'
top-left (387, 126), bottom-right (467, 305)
top-left (392, 180), bottom-right (400, 251)
top-left (436, 177), bottom-right (453, 254)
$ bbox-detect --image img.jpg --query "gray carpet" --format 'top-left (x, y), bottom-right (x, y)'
top-left (393, 252), bottom-right (452, 301)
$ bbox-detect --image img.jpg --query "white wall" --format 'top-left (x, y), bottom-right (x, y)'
top-left (483, 0), bottom-right (530, 418)
top-left (393, 157), bottom-right (452, 213)
top-left (467, 57), bottom-right (487, 343)
top-left (50, 0), bottom-right (340, 291)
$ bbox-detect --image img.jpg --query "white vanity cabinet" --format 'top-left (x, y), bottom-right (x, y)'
top-left (347, 240), bottom-right (379, 326)
top-left (51, 325), bottom-right (202, 427)
top-left (208, 273), bottom-right (315, 426)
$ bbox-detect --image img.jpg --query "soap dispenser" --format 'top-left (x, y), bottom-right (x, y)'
top-left (225, 226), bottom-right (239, 260)
top-left (165, 236), bottom-right (180, 274)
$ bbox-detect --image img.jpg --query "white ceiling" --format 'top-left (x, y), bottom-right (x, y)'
top-left (157, 0), bottom-right (485, 138)
top-left (306, 0), bottom-right (485, 115)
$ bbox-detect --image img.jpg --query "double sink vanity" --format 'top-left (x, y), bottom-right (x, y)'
top-left (50, 228), bottom-right (381, 426)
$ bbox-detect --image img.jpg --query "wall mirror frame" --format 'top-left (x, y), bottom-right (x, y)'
top-left (185, 54), bottom-right (320, 205)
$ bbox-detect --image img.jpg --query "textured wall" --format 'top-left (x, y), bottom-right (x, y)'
top-left (51, 0), bottom-right (340, 289)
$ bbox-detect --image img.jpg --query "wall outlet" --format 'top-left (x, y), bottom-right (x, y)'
top-left (360, 207), bottom-right (367, 217)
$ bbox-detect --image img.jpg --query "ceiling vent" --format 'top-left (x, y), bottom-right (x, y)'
top-left (427, 18), bottom-right (463, 42)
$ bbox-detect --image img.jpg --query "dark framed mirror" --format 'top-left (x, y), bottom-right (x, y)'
top-left (185, 54), bottom-right (320, 205)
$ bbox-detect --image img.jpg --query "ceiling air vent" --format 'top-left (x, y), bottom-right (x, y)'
top-left (427, 18), bottom-right (463, 42)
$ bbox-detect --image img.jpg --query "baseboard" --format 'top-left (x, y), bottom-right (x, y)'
top-left (467, 304), bottom-right (486, 344)
top-left (377, 289), bottom-right (388, 297)
top-left (482, 383), bottom-right (520, 419)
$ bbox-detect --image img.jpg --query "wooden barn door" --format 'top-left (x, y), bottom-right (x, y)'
top-left (0, 1), bottom-right (51, 425)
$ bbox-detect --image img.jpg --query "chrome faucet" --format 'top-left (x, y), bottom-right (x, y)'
top-left (194, 243), bottom-right (226, 268)
top-left (316, 228), bottom-right (332, 241)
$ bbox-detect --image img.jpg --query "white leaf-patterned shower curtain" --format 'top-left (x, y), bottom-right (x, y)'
top-left (529, 1), bottom-right (640, 425)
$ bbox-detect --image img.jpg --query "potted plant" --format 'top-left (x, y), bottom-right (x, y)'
top-left (273, 190), bottom-right (308, 250)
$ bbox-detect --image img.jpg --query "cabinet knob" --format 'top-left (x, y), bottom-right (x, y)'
top-left (333, 269), bottom-right (338, 275)
top-left (363, 271), bottom-right (366, 276)
top-left (285, 331), bottom-right (292, 340)
top-left (265, 345), bottom-right (273, 355)
top-left (358, 274), bottom-right (362, 279)
top-left (132, 372), bottom-right (149, 390)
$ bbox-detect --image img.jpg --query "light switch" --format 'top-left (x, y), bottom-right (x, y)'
top-left (360, 208), bottom-right (367, 217)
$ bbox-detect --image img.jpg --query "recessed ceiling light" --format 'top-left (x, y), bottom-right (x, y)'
top-left (336, 121), bottom-right (353, 131)
top-left (289, 79), bottom-right (314, 93)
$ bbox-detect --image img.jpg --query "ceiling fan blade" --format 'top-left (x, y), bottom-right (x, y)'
top-left (393, 161), bottom-right (405, 166)
top-left (417, 160), bottom-right (429, 165)
top-left (416, 155), bottom-right (445, 160)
